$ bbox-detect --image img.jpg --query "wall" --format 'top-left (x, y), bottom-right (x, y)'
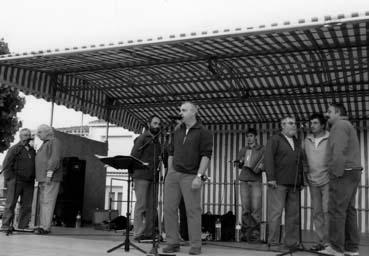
top-left (203, 121), bottom-right (369, 233)
top-left (55, 131), bottom-right (108, 221)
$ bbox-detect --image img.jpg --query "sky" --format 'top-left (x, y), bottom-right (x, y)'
top-left (1, 0), bottom-right (369, 129)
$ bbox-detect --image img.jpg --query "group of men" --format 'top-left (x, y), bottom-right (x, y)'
top-left (131, 101), bottom-right (362, 256)
top-left (1, 124), bottom-right (63, 235)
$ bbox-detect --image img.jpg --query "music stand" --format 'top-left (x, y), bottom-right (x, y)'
top-left (96, 155), bottom-right (147, 254)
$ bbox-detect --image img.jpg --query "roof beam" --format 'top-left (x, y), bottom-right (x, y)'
top-left (59, 41), bottom-right (368, 74)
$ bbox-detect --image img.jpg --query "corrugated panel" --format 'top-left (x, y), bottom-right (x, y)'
top-left (204, 122), bottom-right (369, 232)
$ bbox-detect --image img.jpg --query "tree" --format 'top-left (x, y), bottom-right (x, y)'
top-left (0, 39), bottom-right (25, 153)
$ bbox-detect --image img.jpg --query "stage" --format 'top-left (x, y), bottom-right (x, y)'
top-left (0, 227), bottom-right (368, 256)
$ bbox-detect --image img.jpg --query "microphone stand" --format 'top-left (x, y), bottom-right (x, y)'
top-left (137, 124), bottom-right (175, 256)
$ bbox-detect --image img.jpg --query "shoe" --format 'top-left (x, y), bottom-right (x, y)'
top-left (17, 227), bottom-right (34, 232)
top-left (319, 246), bottom-right (344, 256)
top-left (310, 244), bottom-right (326, 251)
top-left (34, 228), bottom-right (50, 235)
top-left (344, 251), bottom-right (359, 256)
top-left (189, 247), bottom-right (201, 255)
top-left (162, 244), bottom-right (180, 253)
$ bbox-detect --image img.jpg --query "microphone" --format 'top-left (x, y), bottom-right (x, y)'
top-left (168, 115), bottom-right (182, 120)
top-left (200, 174), bottom-right (211, 182)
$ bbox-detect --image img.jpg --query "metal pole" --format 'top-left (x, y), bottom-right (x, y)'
top-left (50, 101), bottom-right (55, 126)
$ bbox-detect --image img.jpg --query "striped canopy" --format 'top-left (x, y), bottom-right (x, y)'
top-left (1, 12), bottom-right (369, 132)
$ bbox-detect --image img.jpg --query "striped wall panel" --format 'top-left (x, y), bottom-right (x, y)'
top-left (203, 122), bottom-right (369, 233)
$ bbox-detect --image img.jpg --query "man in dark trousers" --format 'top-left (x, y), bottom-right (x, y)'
top-left (131, 115), bottom-right (161, 241)
top-left (1, 128), bottom-right (36, 231)
top-left (163, 101), bottom-right (213, 255)
top-left (265, 116), bottom-right (303, 250)
top-left (319, 103), bottom-right (362, 256)
top-left (236, 127), bottom-right (264, 242)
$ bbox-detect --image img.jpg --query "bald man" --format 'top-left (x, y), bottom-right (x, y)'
top-left (163, 102), bottom-right (213, 255)
top-left (34, 124), bottom-right (62, 234)
top-left (1, 128), bottom-right (36, 231)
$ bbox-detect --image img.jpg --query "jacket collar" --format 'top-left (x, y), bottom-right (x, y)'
top-left (306, 131), bottom-right (329, 142)
top-left (180, 120), bottom-right (202, 130)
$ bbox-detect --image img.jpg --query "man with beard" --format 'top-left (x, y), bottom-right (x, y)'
top-left (1, 128), bottom-right (36, 231)
top-left (265, 116), bottom-right (303, 250)
top-left (163, 102), bottom-right (213, 255)
top-left (131, 115), bottom-right (161, 241)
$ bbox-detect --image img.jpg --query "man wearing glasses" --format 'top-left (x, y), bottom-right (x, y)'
top-left (265, 116), bottom-right (303, 250)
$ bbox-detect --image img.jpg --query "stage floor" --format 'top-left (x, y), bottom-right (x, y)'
top-left (0, 227), bottom-right (368, 256)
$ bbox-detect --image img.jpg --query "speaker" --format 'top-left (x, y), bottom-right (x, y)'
top-left (54, 157), bottom-right (86, 227)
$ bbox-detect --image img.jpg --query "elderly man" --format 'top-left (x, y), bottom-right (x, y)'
top-left (320, 103), bottom-right (362, 256)
top-left (163, 102), bottom-right (213, 255)
top-left (265, 116), bottom-right (303, 250)
top-left (34, 124), bottom-right (62, 235)
top-left (1, 128), bottom-right (36, 231)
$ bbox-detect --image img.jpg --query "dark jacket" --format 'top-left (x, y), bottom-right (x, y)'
top-left (236, 144), bottom-right (264, 181)
top-left (130, 130), bottom-right (161, 181)
top-left (169, 121), bottom-right (213, 175)
top-left (327, 117), bottom-right (362, 177)
top-left (35, 136), bottom-right (63, 182)
top-left (1, 142), bottom-right (36, 182)
top-left (265, 133), bottom-right (303, 186)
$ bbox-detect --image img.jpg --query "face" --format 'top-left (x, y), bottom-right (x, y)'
top-left (246, 133), bottom-right (256, 145)
top-left (310, 118), bottom-right (324, 134)
top-left (281, 117), bottom-right (297, 137)
top-left (148, 117), bottom-right (161, 134)
top-left (37, 128), bottom-right (48, 141)
top-left (179, 103), bottom-right (196, 123)
top-left (19, 130), bottom-right (32, 144)
top-left (325, 106), bottom-right (340, 124)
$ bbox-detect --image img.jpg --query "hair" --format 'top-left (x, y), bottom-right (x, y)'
top-left (181, 101), bottom-right (199, 114)
top-left (330, 102), bottom-right (347, 116)
top-left (309, 113), bottom-right (327, 128)
top-left (280, 115), bottom-right (295, 124)
top-left (246, 127), bottom-right (257, 136)
top-left (19, 128), bottom-right (31, 134)
top-left (37, 124), bottom-right (54, 135)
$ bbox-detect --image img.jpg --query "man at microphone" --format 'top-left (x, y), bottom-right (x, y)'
top-left (131, 115), bottom-right (161, 241)
top-left (163, 101), bottom-right (213, 255)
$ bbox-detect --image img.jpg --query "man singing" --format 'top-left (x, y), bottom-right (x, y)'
top-left (131, 115), bottom-right (161, 241)
top-left (163, 102), bottom-right (213, 255)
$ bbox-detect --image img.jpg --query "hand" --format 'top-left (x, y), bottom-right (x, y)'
top-left (191, 176), bottom-right (202, 190)
top-left (46, 170), bottom-right (53, 183)
top-left (267, 180), bottom-right (277, 189)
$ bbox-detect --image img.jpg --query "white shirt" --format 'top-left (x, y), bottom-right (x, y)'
top-left (283, 134), bottom-right (295, 151)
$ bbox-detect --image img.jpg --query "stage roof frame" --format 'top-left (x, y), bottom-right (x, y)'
top-left (1, 12), bottom-right (369, 132)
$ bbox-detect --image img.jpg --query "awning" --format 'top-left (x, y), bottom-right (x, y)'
top-left (1, 12), bottom-right (368, 132)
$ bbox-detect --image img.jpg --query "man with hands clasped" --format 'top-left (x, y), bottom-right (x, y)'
top-left (163, 102), bottom-right (213, 255)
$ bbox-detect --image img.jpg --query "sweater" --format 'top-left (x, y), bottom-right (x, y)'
top-left (303, 131), bottom-right (329, 186)
top-left (169, 121), bottom-right (213, 175)
top-left (326, 117), bottom-right (362, 177)
top-left (130, 130), bottom-right (161, 181)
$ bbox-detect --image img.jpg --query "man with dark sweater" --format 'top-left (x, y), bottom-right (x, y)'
top-left (131, 115), bottom-right (161, 241)
top-left (163, 102), bottom-right (213, 255)
top-left (1, 128), bottom-right (36, 231)
top-left (236, 128), bottom-right (264, 242)
top-left (265, 116), bottom-right (303, 250)
top-left (319, 103), bottom-right (362, 256)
